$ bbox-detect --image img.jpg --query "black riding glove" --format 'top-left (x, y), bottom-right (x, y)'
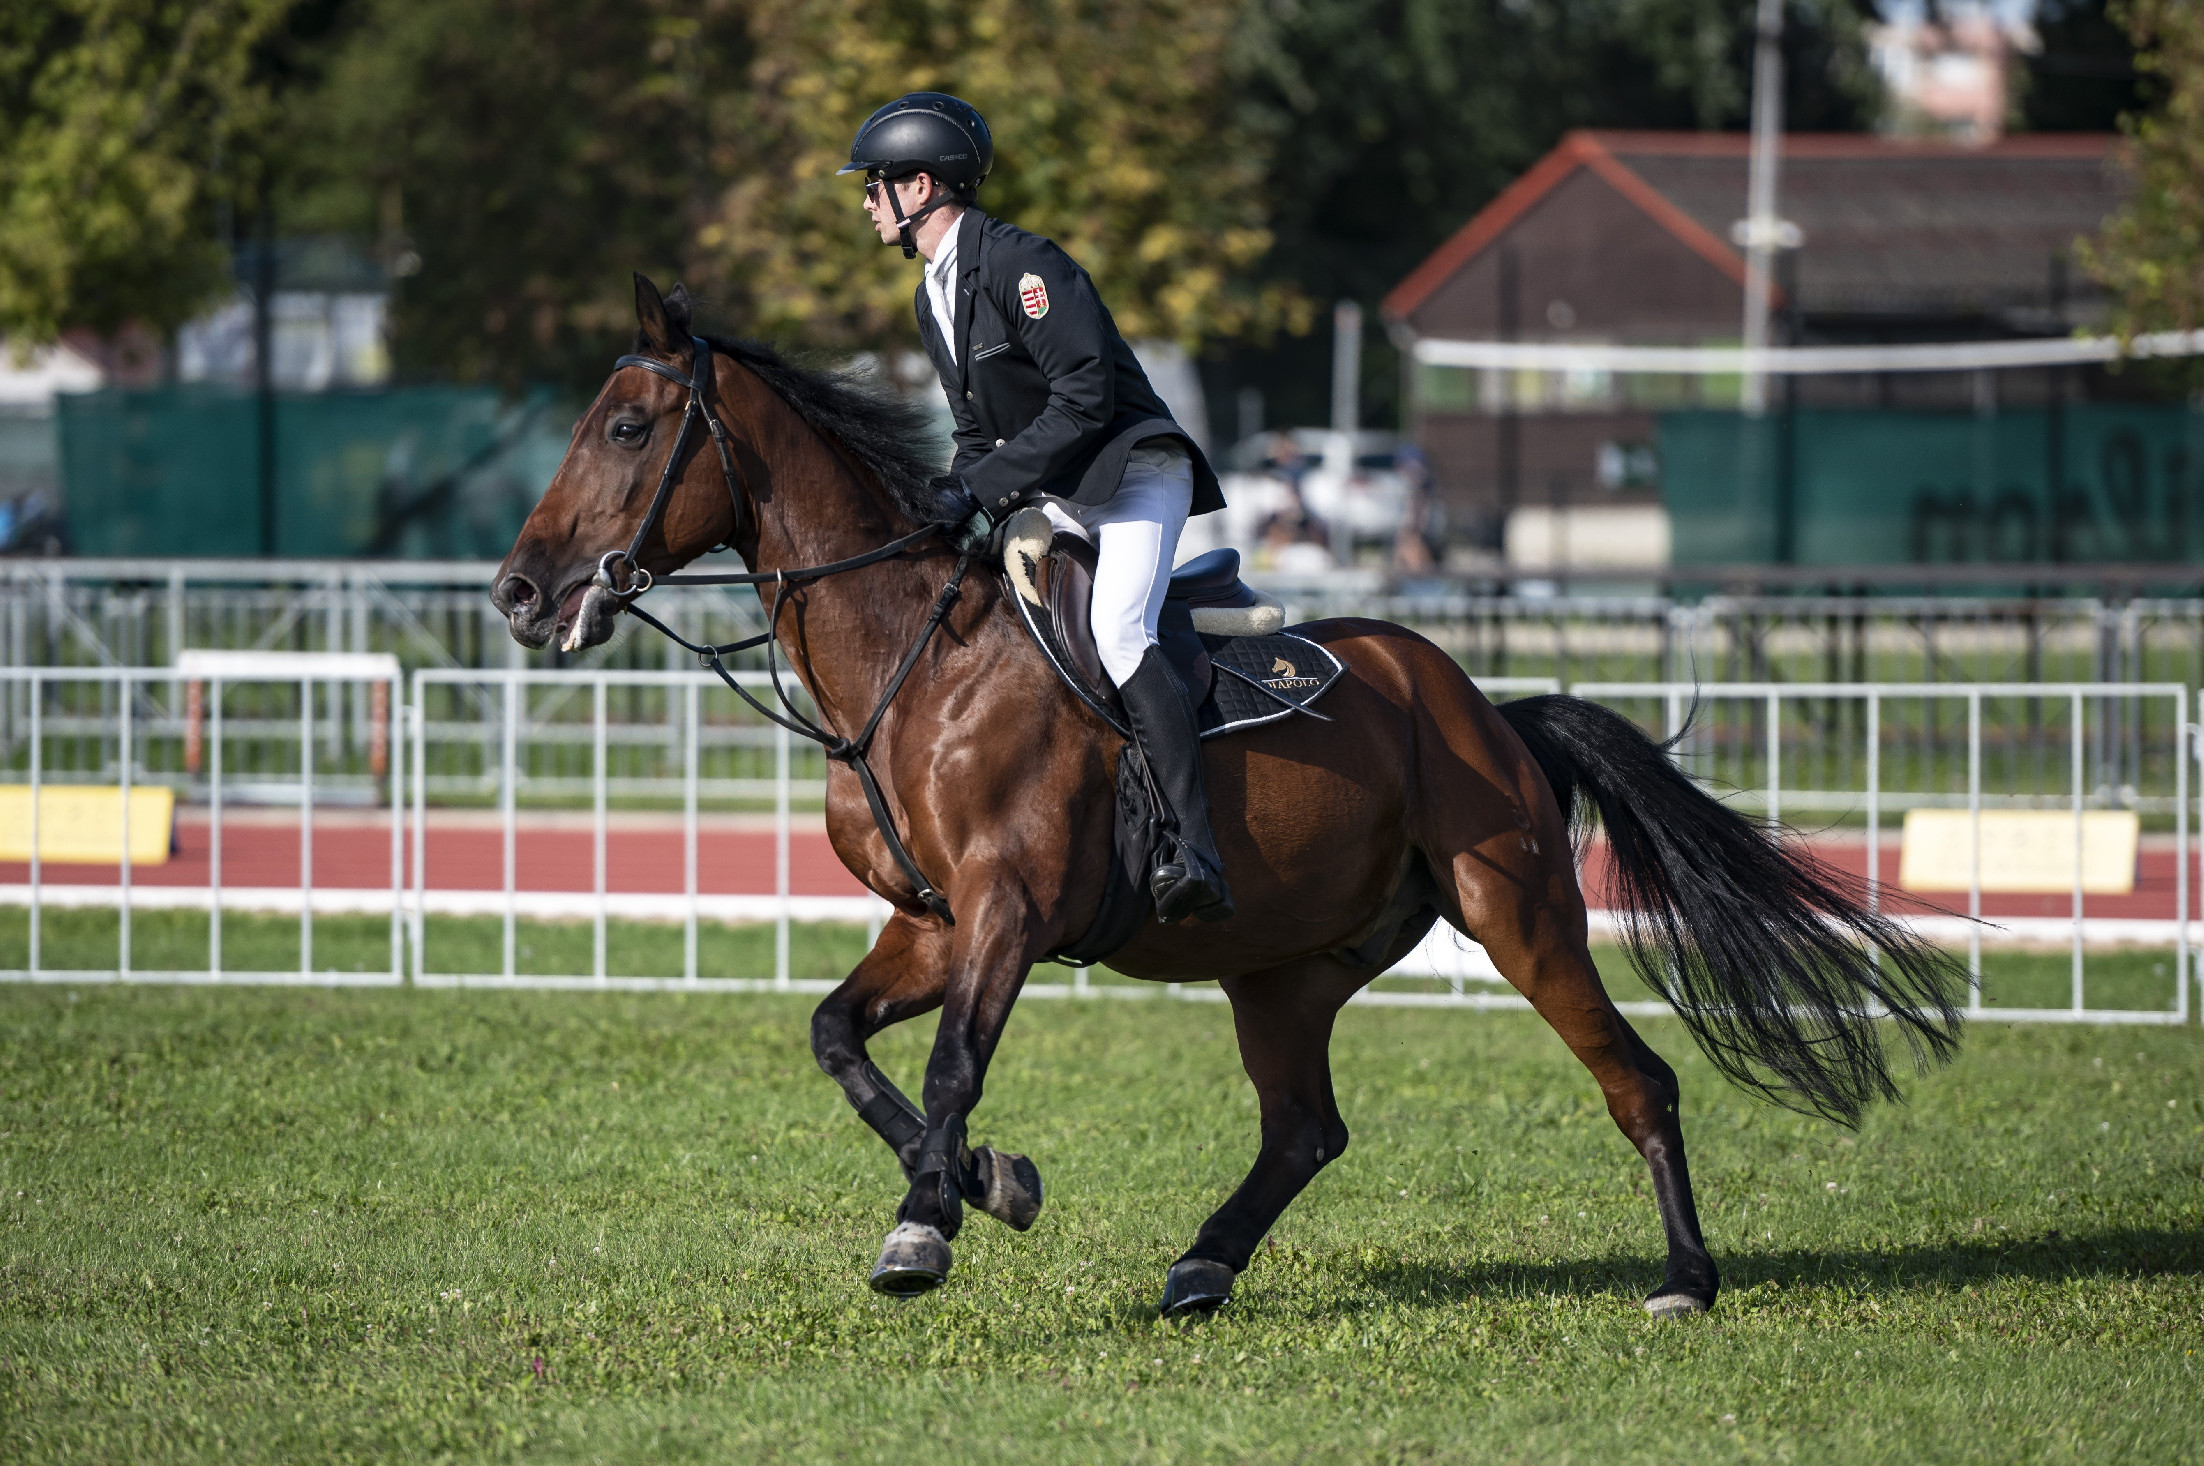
top-left (949, 487), bottom-right (1021, 556)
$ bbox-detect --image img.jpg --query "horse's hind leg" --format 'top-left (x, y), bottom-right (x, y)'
top-left (1473, 893), bottom-right (1718, 1316)
top-left (1160, 956), bottom-right (1364, 1317)
top-left (809, 913), bottom-right (1044, 1230)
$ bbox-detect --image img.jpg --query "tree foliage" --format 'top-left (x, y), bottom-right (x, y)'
top-left (285, 0), bottom-right (751, 388)
top-left (2, 0), bottom-right (1884, 395)
top-left (707, 0), bottom-right (1297, 354)
top-left (0, 0), bottom-right (291, 343)
top-left (2083, 0), bottom-right (2204, 335)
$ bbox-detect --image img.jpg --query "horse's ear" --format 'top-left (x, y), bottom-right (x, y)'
top-left (664, 282), bottom-right (695, 339)
top-left (633, 272), bottom-right (677, 356)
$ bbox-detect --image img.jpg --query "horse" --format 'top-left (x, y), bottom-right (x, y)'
top-left (491, 276), bottom-right (1964, 1318)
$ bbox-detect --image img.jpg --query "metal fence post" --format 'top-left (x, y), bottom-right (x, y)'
top-left (27, 673), bottom-right (39, 978)
top-left (684, 679), bottom-right (699, 985)
top-left (119, 671), bottom-right (132, 978)
top-left (299, 675), bottom-right (313, 978)
top-left (502, 676), bottom-right (518, 980)
top-left (593, 679), bottom-right (607, 986)
top-left (2177, 694), bottom-right (2190, 1025)
top-left (388, 689), bottom-right (404, 983)
top-left (775, 715), bottom-right (790, 992)
top-left (411, 674), bottom-right (427, 984)
top-left (165, 566), bottom-right (184, 666)
top-left (2071, 689), bottom-right (2085, 1014)
top-left (1866, 689), bottom-right (1880, 918)
top-left (1765, 689), bottom-right (1781, 827)
top-left (1967, 689), bottom-right (1982, 1010)
top-left (210, 678), bottom-right (223, 978)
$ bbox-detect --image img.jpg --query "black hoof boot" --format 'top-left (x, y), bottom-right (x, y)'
top-left (1159, 1257), bottom-right (1236, 1317)
top-left (869, 1222), bottom-right (952, 1297)
top-left (971, 1146), bottom-right (1044, 1231)
top-left (1644, 1258), bottom-right (1718, 1318)
top-left (1643, 1288), bottom-right (1712, 1319)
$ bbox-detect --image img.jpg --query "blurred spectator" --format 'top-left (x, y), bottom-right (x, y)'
top-left (1391, 443), bottom-right (1437, 574)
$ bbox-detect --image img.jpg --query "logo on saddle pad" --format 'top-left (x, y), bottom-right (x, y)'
top-left (1263, 656), bottom-right (1322, 694)
top-left (1018, 273), bottom-right (1050, 320)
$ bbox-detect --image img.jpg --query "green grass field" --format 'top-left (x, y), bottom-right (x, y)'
top-left (0, 907), bottom-right (2188, 1016)
top-left (1, 932), bottom-right (2200, 1463)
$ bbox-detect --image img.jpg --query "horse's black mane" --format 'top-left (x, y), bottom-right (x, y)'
top-left (701, 333), bottom-right (960, 526)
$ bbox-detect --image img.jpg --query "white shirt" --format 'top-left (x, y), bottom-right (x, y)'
top-left (924, 222), bottom-right (961, 361)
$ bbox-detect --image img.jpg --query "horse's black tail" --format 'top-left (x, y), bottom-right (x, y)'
top-left (1497, 694), bottom-right (1964, 1127)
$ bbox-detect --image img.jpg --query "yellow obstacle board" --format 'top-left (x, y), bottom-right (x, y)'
top-left (0, 786), bottom-right (175, 865)
top-left (1899, 808), bottom-right (2139, 895)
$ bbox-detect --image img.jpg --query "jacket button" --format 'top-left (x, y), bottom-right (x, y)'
top-left (965, 390), bottom-right (974, 399)
top-left (997, 498), bottom-right (1009, 507)
top-left (994, 438), bottom-right (1005, 448)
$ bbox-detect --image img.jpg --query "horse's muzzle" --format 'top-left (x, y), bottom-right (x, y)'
top-left (491, 571), bottom-right (556, 650)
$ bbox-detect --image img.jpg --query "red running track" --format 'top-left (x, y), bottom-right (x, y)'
top-left (2, 824), bottom-right (2186, 919)
top-left (0, 814), bottom-right (870, 897)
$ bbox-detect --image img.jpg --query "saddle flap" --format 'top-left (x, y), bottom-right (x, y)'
top-left (1041, 535), bottom-right (1113, 699)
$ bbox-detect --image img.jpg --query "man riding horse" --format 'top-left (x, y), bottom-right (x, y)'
top-left (489, 91), bottom-right (1963, 1318)
top-left (844, 92), bottom-right (1233, 927)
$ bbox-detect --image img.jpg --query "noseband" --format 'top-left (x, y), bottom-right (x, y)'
top-left (593, 335), bottom-right (965, 923)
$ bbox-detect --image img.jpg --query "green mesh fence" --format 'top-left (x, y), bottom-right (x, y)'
top-left (54, 385), bottom-right (565, 558)
top-left (1662, 404), bottom-right (2204, 565)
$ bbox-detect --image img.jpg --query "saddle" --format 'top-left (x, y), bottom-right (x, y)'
top-left (999, 506), bottom-right (1346, 968)
top-left (999, 508), bottom-right (1340, 739)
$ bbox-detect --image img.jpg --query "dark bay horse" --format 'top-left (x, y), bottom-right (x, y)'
top-left (492, 277), bottom-right (1963, 1317)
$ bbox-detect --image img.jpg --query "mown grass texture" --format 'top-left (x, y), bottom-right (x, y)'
top-left (1, 962), bottom-right (2200, 1462)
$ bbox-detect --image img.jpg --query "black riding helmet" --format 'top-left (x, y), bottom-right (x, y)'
top-left (840, 92), bottom-right (993, 257)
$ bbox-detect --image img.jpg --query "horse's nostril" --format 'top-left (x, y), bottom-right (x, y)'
top-left (505, 576), bottom-right (538, 608)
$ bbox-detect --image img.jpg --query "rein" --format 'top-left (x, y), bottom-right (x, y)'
top-left (600, 335), bottom-right (965, 923)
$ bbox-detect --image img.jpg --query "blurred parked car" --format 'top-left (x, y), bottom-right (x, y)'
top-left (1182, 429), bottom-right (1413, 570)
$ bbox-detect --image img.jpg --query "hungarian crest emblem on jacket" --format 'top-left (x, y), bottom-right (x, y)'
top-left (1018, 272), bottom-right (1050, 320)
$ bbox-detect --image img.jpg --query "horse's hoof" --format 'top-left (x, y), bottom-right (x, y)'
top-left (1643, 1289), bottom-right (1712, 1319)
top-left (869, 1222), bottom-right (951, 1297)
top-left (1159, 1258), bottom-right (1236, 1317)
top-left (973, 1147), bottom-right (1044, 1231)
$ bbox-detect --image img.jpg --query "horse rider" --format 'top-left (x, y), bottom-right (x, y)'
top-left (842, 91), bottom-right (1233, 925)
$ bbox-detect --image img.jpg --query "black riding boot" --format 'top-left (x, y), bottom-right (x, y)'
top-left (1118, 645), bottom-right (1234, 924)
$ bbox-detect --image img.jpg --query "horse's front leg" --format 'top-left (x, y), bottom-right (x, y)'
top-left (813, 911), bottom-right (1047, 1244)
top-left (810, 912), bottom-right (949, 1178)
top-left (869, 881), bottom-right (1049, 1296)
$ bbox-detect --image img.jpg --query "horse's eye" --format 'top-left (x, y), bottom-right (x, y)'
top-left (610, 420), bottom-right (644, 444)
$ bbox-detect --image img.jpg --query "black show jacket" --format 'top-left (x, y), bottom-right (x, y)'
top-left (916, 207), bottom-right (1223, 515)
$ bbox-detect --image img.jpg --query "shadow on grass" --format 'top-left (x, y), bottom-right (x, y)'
top-left (1339, 1226), bottom-right (2204, 1310)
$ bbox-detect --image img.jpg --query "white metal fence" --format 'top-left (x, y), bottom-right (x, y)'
top-left (0, 665), bottom-right (2194, 1025)
top-left (1566, 682), bottom-right (2191, 1026)
top-left (15, 558), bottom-right (2204, 696)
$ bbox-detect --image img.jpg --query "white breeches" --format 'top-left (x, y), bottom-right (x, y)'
top-left (1039, 443), bottom-right (1193, 687)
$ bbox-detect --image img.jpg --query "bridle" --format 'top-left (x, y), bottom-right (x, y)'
top-left (592, 334), bottom-right (744, 601)
top-left (595, 334), bottom-right (967, 922)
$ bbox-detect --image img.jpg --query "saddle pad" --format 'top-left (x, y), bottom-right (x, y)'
top-left (1197, 631), bottom-right (1344, 740)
